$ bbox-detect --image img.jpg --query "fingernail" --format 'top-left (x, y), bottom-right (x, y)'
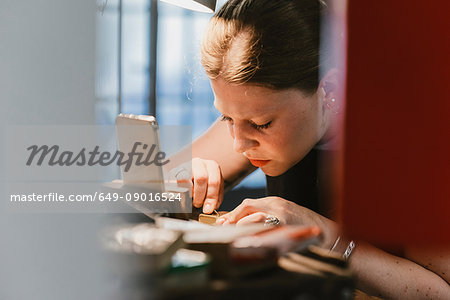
top-left (203, 203), bottom-right (212, 214)
top-left (216, 217), bottom-right (225, 224)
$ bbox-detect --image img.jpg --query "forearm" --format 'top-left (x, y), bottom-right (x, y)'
top-left (349, 241), bottom-right (450, 299)
top-left (313, 215), bottom-right (450, 299)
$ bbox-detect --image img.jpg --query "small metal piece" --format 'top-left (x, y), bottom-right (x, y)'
top-left (198, 210), bottom-right (226, 225)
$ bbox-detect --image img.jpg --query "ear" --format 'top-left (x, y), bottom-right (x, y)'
top-left (318, 68), bottom-right (341, 114)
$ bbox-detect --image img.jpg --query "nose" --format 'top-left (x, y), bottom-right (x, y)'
top-left (230, 123), bottom-right (258, 153)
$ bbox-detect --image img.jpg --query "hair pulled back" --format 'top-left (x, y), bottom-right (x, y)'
top-left (201, 0), bottom-right (327, 95)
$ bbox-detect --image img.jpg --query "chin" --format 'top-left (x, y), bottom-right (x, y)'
top-left (260, 165), bottom-right (287, 177)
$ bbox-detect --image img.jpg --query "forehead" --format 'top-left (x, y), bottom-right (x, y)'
top-left (211, 79), bottom-right (299, 118)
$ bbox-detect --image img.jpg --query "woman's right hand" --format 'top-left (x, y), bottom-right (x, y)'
top-left (169, 157), bottom-right (224, 214)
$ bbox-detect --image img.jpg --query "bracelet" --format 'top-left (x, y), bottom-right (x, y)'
top-left (329, 236), bottom-right (356, 260)
top-left (343, 240), bottom-right (356, 260)
top-left (330, 236), bottom-right (341, 252)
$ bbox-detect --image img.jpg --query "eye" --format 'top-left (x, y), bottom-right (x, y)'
top-left (251, 121), bottom-right (272, 130)
top-left (220, 115), bottom-right (234, 124)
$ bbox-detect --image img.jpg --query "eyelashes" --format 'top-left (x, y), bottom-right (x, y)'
top-left (252, 121), bottom-right (272, 130)
top-left (220, 115), bottom-right (232, 122)
top-left (220, 115), bottom-right (272, 130)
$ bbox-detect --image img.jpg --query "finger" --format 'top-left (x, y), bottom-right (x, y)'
top-left (236, 212), bottom-right (268, 226)
top-left (216, 198), bottom-right (260, 224)
top-left (192, 158), bottom-right (208, 208)
top-left (203, 160), bottom-right (222, 213)
top-left (217, 174), bottom-right (224, 208)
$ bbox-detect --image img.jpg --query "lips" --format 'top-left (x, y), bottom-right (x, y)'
top-left (248, 159), bottom-right (271, 167)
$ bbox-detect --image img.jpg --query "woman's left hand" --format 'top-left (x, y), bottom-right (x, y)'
top-left (216, 196), bottom-right (339, 248)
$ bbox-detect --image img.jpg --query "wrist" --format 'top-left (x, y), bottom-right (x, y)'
top-left (314, 216), bottom-right (356, 261)
top-left (314, 215), bottom-right (340, 249)
top-left (329, 235), bottom-right (356, 260)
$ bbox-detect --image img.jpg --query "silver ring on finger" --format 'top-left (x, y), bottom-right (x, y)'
top-left (264, 215), bottom-right (280, 227)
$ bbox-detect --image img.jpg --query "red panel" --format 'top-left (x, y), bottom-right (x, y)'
top-left (342, 1), bottom-right (450, 247)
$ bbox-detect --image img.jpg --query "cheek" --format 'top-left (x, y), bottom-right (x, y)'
top-left (266, 117), bottom-right (313, 159)
top-left (258, 130), bottom-right (290, 156)
top-left (291, 108), bottom-right (320, 142)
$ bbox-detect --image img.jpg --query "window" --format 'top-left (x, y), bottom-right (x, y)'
top-left (95, 0), bottom-right (265, 189)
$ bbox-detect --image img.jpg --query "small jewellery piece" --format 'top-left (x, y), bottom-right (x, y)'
top-left (264, 215), bottom-right (280, 226)
top-left (326, 98), bottom-right (340, 115)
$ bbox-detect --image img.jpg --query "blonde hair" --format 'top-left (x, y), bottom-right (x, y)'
top-left (201, 19), bottom-right (260, 83)
top-left (200, 0), bottom-right (326, 94)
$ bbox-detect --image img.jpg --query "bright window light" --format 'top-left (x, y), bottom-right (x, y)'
top-left (160, 0), bottom-right (215, 13)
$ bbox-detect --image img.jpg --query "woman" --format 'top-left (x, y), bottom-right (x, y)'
top-left (168, 0), bottom-right (450, 298)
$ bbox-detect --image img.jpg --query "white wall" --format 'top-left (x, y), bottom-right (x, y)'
top-left (0, 1), bottom-right (106, 299)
